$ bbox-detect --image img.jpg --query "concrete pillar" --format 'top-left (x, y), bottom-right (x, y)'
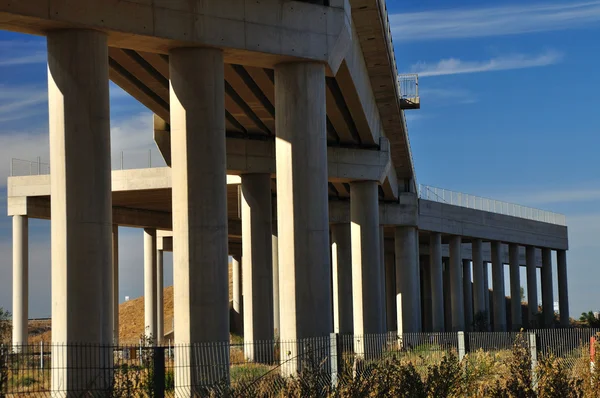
top-left (449, 236), bottom-right (464, 331)
top-left (380, 226), bottom-right (387, 333)
top-left (47, 29), bottom-right (112, 394)
top-left (483, 261), bottom-right (491, 330)
top-left (156, 249), bottom-right (164, 344)
top-left (462, 259), bottom-right (473, 332)
top-left (232, 256), bottom-right (242, 333)
top-left (420, 256), bottom-right (432, 332)
top-left (170, 47), bottom-right (229, 388)
top-left (112, 225), bottom-right (119, 345)
top-left (144, 228), bottom-right (157, 341)
top-left (12, 215), bottom-right (28, 350)
top-left (443, 258), bottom-right (452, 332)
top-left (557, 250), bottom-right (569, 327)
top-left (351, 181), bottom-right (383, 337)
top-left (331, 223), bottom-right (353, 334)
top-left (241, 173), bottom-right (274, 360)
top-left (275, 62), bottom-right (331, 371)
top-left (472, 239), bottom-right (485, 319)
top-left (509, 243), bottom-right (522, 331)
top-left (541, 248), bottom-right (554, 328)
top-left (429, 233), bottom-right (444, 332)
top-left (396, 226), bottom-right (420, 333)
top-left (526, 246), bottom-right (539, 327)
top-left (491, 242), bottom-right (507, 331)
top-left (272, 229), bottom-right (280, 337)
top-left (385, 242), bottom-right (396, 332)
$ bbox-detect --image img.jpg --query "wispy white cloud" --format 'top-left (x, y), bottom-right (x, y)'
top-left (410, 50), bottom-right (563, 77)
top-left (391, 1), bottom-right (600, 41)
top-left (419, 87), bottom-right (477, 104)
top-left (0, 40), bottom-right (46, 66)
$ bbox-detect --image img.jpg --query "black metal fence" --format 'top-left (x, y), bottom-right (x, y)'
top-left (1, 329), bottom-right (598, 397)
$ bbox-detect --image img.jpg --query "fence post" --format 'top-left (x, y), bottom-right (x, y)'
top-left (330, 333), bottom-right (340, 389)
top-left (458, 331), bottom-right (466, 361)
top-left (529, 333), bottom-right (538, 388)
top-left (153, 346), bottom-right (166, 398)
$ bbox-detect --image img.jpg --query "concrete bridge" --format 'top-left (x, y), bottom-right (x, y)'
top-left (3, 0), bottom-right (569, 393)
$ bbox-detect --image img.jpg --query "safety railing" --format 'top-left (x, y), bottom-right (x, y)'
top-left (10, 149), bottom-right (167, 177)
top-left (419, 184), bottom-right (567, 226)
top-left (398, 73), bottom-right (419, 99)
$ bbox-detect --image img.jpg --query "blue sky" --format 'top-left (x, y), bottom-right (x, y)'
top-left (0, 0), bottom-right (599, 320)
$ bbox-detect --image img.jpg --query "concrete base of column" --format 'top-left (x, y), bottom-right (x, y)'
top-left (526, 246), bottom-right (539, 328)
top-left (331, 223), bottom-right (353, 334)
top-left (156, 249), bottom-right (164, 345)
top-left (541, 248), bottom-right (554, 328)
top-left (449, 236), bottom-right (464, 331)
top-left (557, 250), bottom-right (569, 327)
top-left (429, 233), bottom-right (444, 332)
top-left (491, 242), bottom-right (507, 332)
top-left (12, 215), bottom-right (28, 351)
top-left (509, 244), bottom-right (522, 331)
top-left (395, 226), bottom-right (420, 333)
top-left (144, 228), bottom-right (157, 341)
top-left (385, 242), bottom-right (396, 332)
top-left (231, 256), bottom-right (243, 335)
top-left (463, 259), bottom-right (473, 332)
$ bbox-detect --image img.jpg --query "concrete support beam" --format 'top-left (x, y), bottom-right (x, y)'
top-left (331, 223), bottom-right (353, 334)
top-left (12, 215), bottom-right (28, 350)
top-left (144, 228), bottom-right (158, 341)
top-left (491, 242), bottom-right (507, 332)
top-left (351, 181), bottom-right (383, 338)
top-left (509, 244), bottom-right (522, 331)
top-left (541, 248), bottom-right (554, 328)
top-left (462, 259), bottom-right (473, 332)
top-left (449, 236), bottom-right (464, 331)
top-left (241, 173), bottom-right (274, 360)
top-left (156, 249), bottom-right (164, 345)
top-left (48, 29), bottom-right (113, 393)
top-left (112, 225), bottom-right (119, 345)
top-left (557, 250), bottom-right (569, 327)
top-left (275, 63), bottom-right (332, 355)
top-left (395, 226), bottom-right (420, 333)
top-left (170, 47), bottom-right (229, 388)
top-left (429, 232), bottom-right (444, 332)
top-left (472, 239), bottom-right (486, 320)
top-left (384, 241), bottom-right (396, 332)
top-left (526, 246), bottom-right (539, 327)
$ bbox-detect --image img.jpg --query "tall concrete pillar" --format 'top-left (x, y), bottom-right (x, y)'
top-left (483, 261), bottom-right (491, 330)
top-left (449, 236), bottom-right (464, 331)
top-left (275, 62), bottom-right (331, 371)
top-left (526, 246), bottom-right (539, 327)
top-left (170, 47), bottom-right (229, 388)
top-left (112, 225), bottom-right (119, 345)
top-left (232, 256), bottom-right (242, 334)
top-left (472, 239), bottom-right (485, 319)
top-left (272, 230), bottom-right (280, 337)
top-left (429, 233), bottom-right (444, 332)
top-left (12, 215), bottom-right (28, 350)
top-left (420, 256), bottom-right (432, 332)
top-left (491, 242), bottom-right (507, 331)
top-left (156, 249), bottom-right (164, 344)
top-left (144, 228), bottom-right (158, 341)
top-left (385, 243), bottom-right (396, 332)
top-left (241, 173), bottom-right (274, 360)
top-left (557, 250), bottom-right (570, 327)
top-left (351, 181), bottom-right (383, 337)
top-left (443, 258), bottom-right (452, 332)
top-left (47, 29), bottom-right (113, 394)
top-left (331, 223), bottom-right (353, 334)
top-left (380, 226), bottom-right (387, 332)
top-left (395, 226), bottom-right (420, 333)
top-left (541, 248), bottom-right (554, 328)
top-left (509, 243), bottom-right (522, 331)
top-left (462, 259), bottom-right (473, 332)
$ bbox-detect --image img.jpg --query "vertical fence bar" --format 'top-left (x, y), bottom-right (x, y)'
top-left (458, 332), bottom-right (466, 361)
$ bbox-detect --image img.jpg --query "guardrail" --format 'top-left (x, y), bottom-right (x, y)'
top-left (419, 184), bottom-right (567, 226)
top-left (398, 73), bottom-right (419, 99)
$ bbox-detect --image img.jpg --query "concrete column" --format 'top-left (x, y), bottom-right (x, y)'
top-left (385, 243), bottom-right (396, 332)
top-left (380, 226), bottom-right (387, 333)
top-left (462, 259), bottom-right (473, 332)
top-left (48, 30), bottom-right (112, 394)
top-left (12, 215), bottom-right (28, 350)
top-left (241, 173), bottom-right (274, 360)
top-left (541, 248), bottom-right (554, 328)
top-left (232, 256), bottom-right (242, 334)
top-left (156, 249), bottom-right (164, 344)
top-left (509, 243), bottom-right (522, 331)
top-left (483, 261), bottom-right (491, 330)
top-left (472, 239), bottom-right (485, 319)
top-left (170, 47), bottom-right (229, 387)
top-left (443, 258), bottom-right (451, 332)
top-left (112, 225), bottom-right (119, 345)
top-left (557, 250), bottom-right (569, 327)
top-left (429, 233), bottom-right (444, 332)
top-left (491, 242), bottom-right (507, 331)
top-left (396, 226), bottom-right (420, 333)
top-left (449, 236), bottom-right (464, 331)
top-left (144, 228), bottom-right (157, 341)
top-left (275, 62), bottom-right (331, 372)
top-left (420, 256), bottom-right (432, 332)
top-left (331, 223), bottom-right (353, 334)
top-left (526, 246), bottom-right (539, 327)
top-left (351, 181), bottom-right (383, 336)
top-left (272, 229), bottom-right (280, 337)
